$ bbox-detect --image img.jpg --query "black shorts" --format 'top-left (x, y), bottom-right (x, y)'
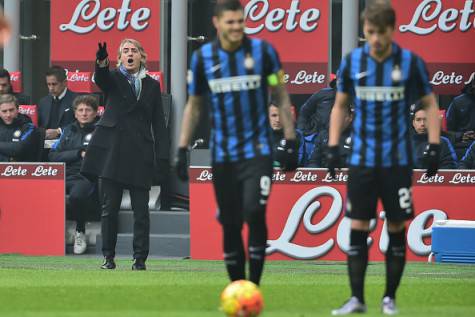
top-left (212, 156), bottom-right (273, 225)
top-left (346, 166), bottom-right (414, 222)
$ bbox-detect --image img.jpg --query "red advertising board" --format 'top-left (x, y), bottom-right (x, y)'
top-left (190, 168), bottom-right (475, 262)
top-left (9, 71), bottom-right (22, 93)
top-left (18, 105), bottom-right (38, 127)
top-left (242, 0), bottom-right (330, 94)
top-left (393, 0), bottom-right (475, 95)
top-left (0, 163), bottom-right (65, 256)
top-left (50, 0), bottom-right (161, 72)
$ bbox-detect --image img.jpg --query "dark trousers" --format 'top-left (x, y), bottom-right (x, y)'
top-left (66, 174), bottom-right (98, 233)
top-left (99, 178), bottom-right (150, 259)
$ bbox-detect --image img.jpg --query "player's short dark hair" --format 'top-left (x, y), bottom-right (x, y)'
top-left (214, 0), bottom-right (244, 17)
top-left (0, 68), bottom-right (11, 82)
top-left (361, 1), bottom-right (396, 30)
top-left (72, 94), bottom-right (99, 112)
top-left (0, 94), bottom-right (18, 108)
top-left (411, 101), bottom-right (425, 119)
top-left (46, 65), bottom-right (67, 82)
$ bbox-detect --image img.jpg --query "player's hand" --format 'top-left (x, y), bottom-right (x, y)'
top-left (275, 139), bottom-right (298, 171)
top-left (326, 145), bottom-right (341, 179)
top-left (423, 143), bottom-right (440, 177)
top-left (175, 147), bottom-right (189, 181)
top-left (96, 42), bottom-right (108, 61)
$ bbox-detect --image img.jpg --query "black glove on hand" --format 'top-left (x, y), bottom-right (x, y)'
top-left (176, 147), bottom-right (189, 181)
top-left (96, 42), bottom-right (108, 61)
top-left (423, 143), bottom-right (440, 177)
top-left (326, 145), bottom-right (341, 179)
top-left (275, 139), bottom-right (298, 171)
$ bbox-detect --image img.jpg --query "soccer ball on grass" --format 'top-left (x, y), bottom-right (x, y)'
top-left (220, 280), bottom-right (264, 317)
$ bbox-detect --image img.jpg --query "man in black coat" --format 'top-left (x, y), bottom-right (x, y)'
top-left (0, 94), bottom-right (39, 162)
top-left (38, 66), bottom-right (77, 140)
top-left (81, 39), bottom-right (170, 270)
top-left (49, 95), bottom-right (100, 255)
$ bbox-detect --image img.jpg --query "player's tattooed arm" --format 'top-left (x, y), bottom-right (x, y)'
top-left (179, 95), bottom-right (203, 148)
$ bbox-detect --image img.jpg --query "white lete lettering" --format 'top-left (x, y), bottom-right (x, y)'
top-left (244, 0), bottom-right (320, 35)
top-left (266, 186), bottom-right (343, 259)
top-left (59, 0), bottom-right (151, 34)
top-left (399, 0), bottom-right (475, 35)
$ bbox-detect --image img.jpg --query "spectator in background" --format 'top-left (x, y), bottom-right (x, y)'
top-left (0, 94), bottom-right (39, 162)
top-left (297, 73), bottom-right (337, 135)
top-left (308, 105), bottom-right (353, 168)
top-left (412, 103), bottom-right (458, 170)
top-left (269, 102), bottom-right (284, 167)
top-left (458, 141), bottom-right (475, 169)
top-left (446, 78), bottom-right (475, 159)
top-left (38, 66), bottom-right (77, 140)
top-left (49, 95), bottom-right (100, 255)
top-left (81, 39), bottom-right (169, 270)
top-left (0, 68), bottom-right (31, 105)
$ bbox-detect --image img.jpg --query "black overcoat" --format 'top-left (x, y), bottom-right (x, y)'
top-left (81, 64), bottom-right (169, 189)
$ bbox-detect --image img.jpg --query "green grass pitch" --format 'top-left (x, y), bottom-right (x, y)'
top-left (0, 255), bottom-right (474, 316)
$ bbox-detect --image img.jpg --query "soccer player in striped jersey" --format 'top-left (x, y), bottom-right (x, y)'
top-left (328, 2), bottom-right (441, 315)
top-left (176, 0), bottom-right (297, 286)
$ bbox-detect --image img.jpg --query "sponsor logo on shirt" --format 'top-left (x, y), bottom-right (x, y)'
top-left (208, 75), bottom-right (262, 93)
top-left (355, 86), bottom-right (405, 102)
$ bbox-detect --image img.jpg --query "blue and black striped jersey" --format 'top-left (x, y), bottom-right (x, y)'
top-left (337, 42), bottom-right (432, 167)
top-left (188, 36), bottom-right (282, 163)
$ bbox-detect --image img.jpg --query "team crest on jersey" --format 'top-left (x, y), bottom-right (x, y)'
top-left (244, 53), bottom-right (255, 70)
top-left (391, 65), bottom-right (402, 82)
top-left (83, 133), bottom-right (92, 146)
top-left (13, 130), bottom-right (21, 138)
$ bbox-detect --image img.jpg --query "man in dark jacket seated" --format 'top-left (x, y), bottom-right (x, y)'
top-left (307, 105), bottom-right (353, 168)
top-left (49, 95), bottom-right (99, 255)
top-left (412, 103), bottom-right (458, 170)
top-left (0, 94), bottom-right (39, 162)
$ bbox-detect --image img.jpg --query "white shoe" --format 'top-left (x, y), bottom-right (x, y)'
top-left (73, 231), bottom-right (87, 254)
top-left (381, 296), bottom-right (398, 315)
top-left (332, 297), bottom-right (367, 315)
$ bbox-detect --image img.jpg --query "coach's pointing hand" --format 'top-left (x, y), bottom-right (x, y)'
top-left (96, 42), bottom-right (108, 61)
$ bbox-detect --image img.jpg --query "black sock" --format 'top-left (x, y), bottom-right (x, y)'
top-left (248, 220), bottom-right (267, 285)
top-left (384, 229), bottom-right (406, 299)
top-left (348, 229), bottom-right (369, 304)
top-left (222, 224), bottom-right (245, 281)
